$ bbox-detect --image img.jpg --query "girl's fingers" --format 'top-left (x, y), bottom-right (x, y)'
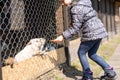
top-left (50, 35), bottom-right (64, 43)
top-left (50, 40), bottom-right (56, 42)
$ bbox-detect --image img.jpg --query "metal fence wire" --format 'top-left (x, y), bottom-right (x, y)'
top-left (0, 0), bottom-right (65, 66)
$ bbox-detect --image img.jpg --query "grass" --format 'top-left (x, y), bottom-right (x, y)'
top-left (71, 33), bottom-right (120, 77)
top-left (54, 76), bottom-right (64, 80)
top-left (98, 34), bottom-right (120, 60)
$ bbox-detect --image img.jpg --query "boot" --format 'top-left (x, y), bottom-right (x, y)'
top-left (101, 67), bottom-right (117, 80)
top-left (81, 71), bottom-right (93, 80)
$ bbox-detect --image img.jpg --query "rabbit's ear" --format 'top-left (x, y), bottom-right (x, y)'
top-left (27, 41), bottom-right (32, 45)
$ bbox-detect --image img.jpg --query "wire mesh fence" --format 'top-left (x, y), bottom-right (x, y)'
top-left (0, 0), bottom-right (65, 67)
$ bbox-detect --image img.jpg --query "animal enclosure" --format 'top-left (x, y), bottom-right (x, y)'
top-left (0, 0), bottom-right (66, 79)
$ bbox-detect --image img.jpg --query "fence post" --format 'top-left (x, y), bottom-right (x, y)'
top-left (0, 40), bottom-right (3, 80)
top-left (113, 0), bottom-right (117, 34)
top-left (62, 5), bottom-right (71, 66)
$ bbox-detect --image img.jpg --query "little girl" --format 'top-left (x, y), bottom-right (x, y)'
top-left (52, 0), bottom-right (117, 80)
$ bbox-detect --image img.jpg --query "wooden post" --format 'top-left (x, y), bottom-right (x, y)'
top-left (62, 5), bottom-right (71, 66)
top-left (113, 0), bottom-right (117, 34)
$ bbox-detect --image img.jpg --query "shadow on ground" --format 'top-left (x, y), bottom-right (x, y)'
top-left (61, 64), bottom-right (83, 80)
top-left (61, 64), bottom-right (102, 80)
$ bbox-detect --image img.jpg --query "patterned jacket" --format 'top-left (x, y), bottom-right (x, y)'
top-left (62, 0), bottom-right (108, 42)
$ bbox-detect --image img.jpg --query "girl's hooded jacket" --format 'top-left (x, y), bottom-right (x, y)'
top-left (62, 0), bottom-right (108, 42)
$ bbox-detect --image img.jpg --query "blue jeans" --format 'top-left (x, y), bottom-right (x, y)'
top-left (78, 39), bottom-right (110, 72)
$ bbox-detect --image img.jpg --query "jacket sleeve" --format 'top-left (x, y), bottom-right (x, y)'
top-left (62, 6), bottom-right (85, 39)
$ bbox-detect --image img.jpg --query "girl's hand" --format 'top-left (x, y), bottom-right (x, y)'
top-left (50, 35), bottom-right (64, 43)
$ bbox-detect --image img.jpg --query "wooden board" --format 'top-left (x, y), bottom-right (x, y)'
top-left (2, 48), bottom-right (66, 80)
